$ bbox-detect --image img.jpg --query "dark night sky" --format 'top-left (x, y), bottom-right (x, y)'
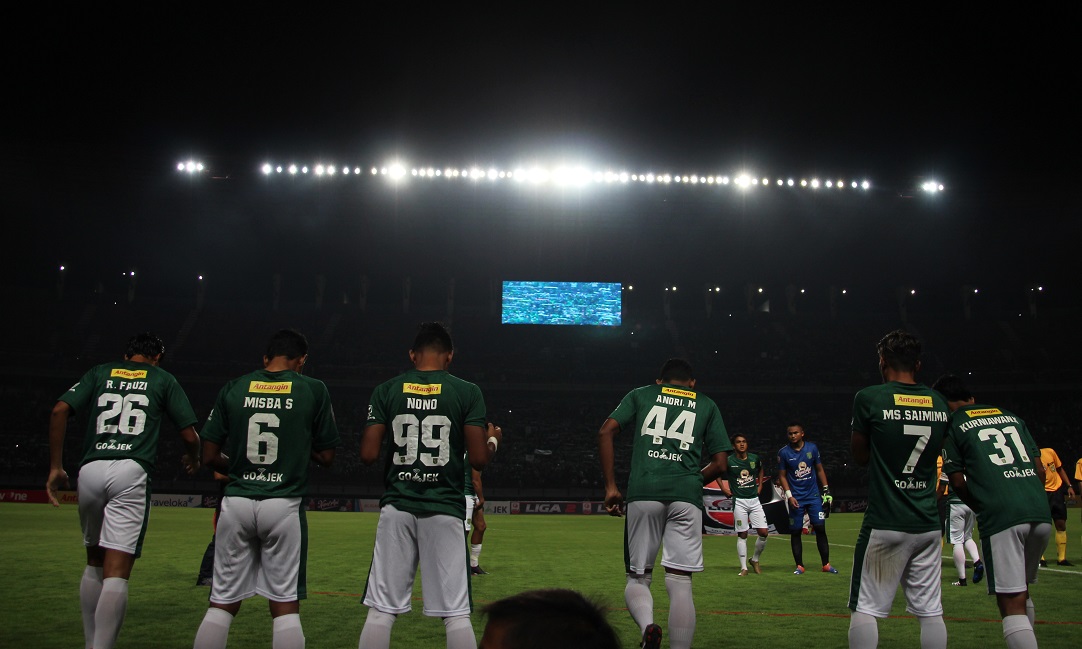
top-left (4, 6), bottom-right (1078, 308)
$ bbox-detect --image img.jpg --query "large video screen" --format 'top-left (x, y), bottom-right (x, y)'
top-left (502, 281), bottom-right (622, 326)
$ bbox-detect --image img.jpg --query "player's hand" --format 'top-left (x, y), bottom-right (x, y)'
top-left (486, 422), bottom-right (503, 447)
top-left (46, 468), bottom-right (69, 507)
top-left (604, 488), bottom-right (625, 517)
top-left (182, 454), bottom-right (201, 476)
top-left (788, 497), bottom-right (799, 509)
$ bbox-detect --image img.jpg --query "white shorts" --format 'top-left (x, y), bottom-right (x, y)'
top-left (982, 522), bottom-right (1052, 595)
top-left (947, 502), bottom-right (975, 545)
top-left (210, 497), bottom-right (306, 605)
top-left (849, 527), bottom-right (942, 618)
top-left (78, 459), bottom-right (150, 557)
top-left (733, 497), bottom-right (767, 533)
top-left (464, 495), bottom-right (477, 532)
top-left (363, 504), bottom-right (471, 617)
top-left (625, 501), bottom-right (704, 574)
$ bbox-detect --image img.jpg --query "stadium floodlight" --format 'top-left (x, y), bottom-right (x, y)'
top-left (301, 166), bottom-right (309, 174)
top-left (388, 164), bottom-right (406, 180)
top-left (342, 167), bottom-right (350, 175)
top-left (800, 288), bottom-right (805, 293)
top-left (921, 180), bottom-right (942, 193)
top-left (179, 160), bottom-right (204, 173)
top-left (327, 165), bottom-right (336, 175)
top-left (788, 178), bottom-right (795, 186)
top-left (811, 179), bottom-right (820, 188)
top-left (261, 163), bottom-right (273, 175)
top-left (850, 181), bottom-right (858, 189)
top-left (800, 179), bottom-right (808, 187)
top-left (276, 166), bottom-right (282, 173)
top-left (757, 287), bottom-right (763, 293)
top-left (776, 179), bottom-right (784, 186)
top-left (354, 167), bottom-right (361, 175)
top-left (861, 180), bottom-right (870, 190)
top-left (760, 177), bottom-right (768, 185)
top-left (735, 174), bottom-right (751, 188)
top-left (315, 165), bottom-right (325, 176)
top-left (59, 265), bottom-right (65, 271)
top-left (371, 167), bottom-right (378, 175)
top-left (720, 176), bottom-right (730, 185)
top-left (910, 289), bottom-right (916, 295)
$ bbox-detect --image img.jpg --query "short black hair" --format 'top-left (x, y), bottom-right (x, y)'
top-left (658, 358), bottom-right (693, 383)
top-left (932, 374), bottom-right (971, 402)
top-left (482, 589), bottom-right (620, 649)
top-left (877, 329), bottom-right (922, 373)
top-left (786, 421), bottom-right (804, 431)
top-left (731, 433), bottom-right (748, 444)
top-left (411, 322), bottom-right (454, 354)
top-left (265, 329), bottom-right (308, 360)
top-left (125, 332), bottom-right (165, 359)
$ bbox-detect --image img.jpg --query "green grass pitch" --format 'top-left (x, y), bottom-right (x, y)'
top-left (2, 504), bottom-right (1078, 648)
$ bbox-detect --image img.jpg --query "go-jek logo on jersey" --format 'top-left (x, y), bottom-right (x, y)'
top-left (249, 381), bottom-right (292, 394)
top-left (894, 477), bottom-right (929, 490)
top-left (398, 468), bottom-right (440, 483)
top-left (661, 387), bottom-right (696, 400)
top-left (96, 441), bottom-right (133, 451)
top-left (967, 408), bottom-right (1003, 418)
top-left (893, 394), bottom-right (933, 407)
top-left (403, 383), bottom-right (442, 395)
top-left (110, 369), bottom-right (148, 379)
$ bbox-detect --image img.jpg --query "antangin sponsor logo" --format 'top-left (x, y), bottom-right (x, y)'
top-left (403, 383), bottom-right (442, 395)
top-left (661, 387), bottom-right (696, 399)
top-left (110, 369), bottom-right (148, 379)
top-left (893, 394), bottom-right (933, 408)
top-left (967, 408), bottom-right (1003, 418)
top-left (249, 381), bottom-right (292, 394)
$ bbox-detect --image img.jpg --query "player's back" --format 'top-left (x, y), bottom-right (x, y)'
top-left (63, 360), bottom-right (197, 475)
top-left (204, 368), bottom-right (339, 499)
top-left (369, 368), bottom-right (485, 518)
top-left (612, 383), bottom-right (730, 505)
top-left (943, 404), bottom-right (1050, 536)
top-left (852, 381), bottom-right (949, 533)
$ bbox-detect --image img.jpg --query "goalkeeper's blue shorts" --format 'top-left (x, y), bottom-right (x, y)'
top-left (788, 499), bottom-right (825, 529)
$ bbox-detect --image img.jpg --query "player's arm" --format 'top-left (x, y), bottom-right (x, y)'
top-left (46, 401), bottom-right (74, 507)
top-left (815, 461), bottom-right (832, 505)
top-left (700, 451), bottom-right (729, 485)
top-left (777, 466), bottom-right (798, 508)
top-left (311, 447), bottom-right (335, 467)
top-left (467, 422), bottom-right (501, 471)
top-left (598, 417), bottom-right (624, 515)
top-left (851, 429), bottom-right (870, 466)
top-left (1056, 465), bottom-right (1075, 498)
top-left (360, 423), bottom-right (386, 465)
top-left (201, 438), bottom-right (230, 474)
top-left (179, 425), bottom-right (201, 475)
top-left (947, 471), bottom-right (977, 510)
top-left (755, 463), bottom-right (765, 495)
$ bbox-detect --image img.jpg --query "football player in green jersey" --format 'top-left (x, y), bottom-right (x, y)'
top-left (358, 322), bottom-right (501, 649)
top-left (936, 374), bottom-right (1052, 649)
top-left (848, 330), bottom-right (950, 649)
top-left (599, 358), bottom-right (732, 649)
top-left (47, 332), bottom-right (200, 649)
top-left (721, 433), bottom-right (769, 575)
top-left (194, 329), bottom-right (340, 649)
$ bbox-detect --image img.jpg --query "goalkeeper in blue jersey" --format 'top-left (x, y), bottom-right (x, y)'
top-left (777, 422), bottom-right (837, 574)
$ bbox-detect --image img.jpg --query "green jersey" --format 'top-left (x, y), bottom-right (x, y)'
top-left (201, 369), bottom-right (340, 499)
top-left (367, 369), bottom-right (486, 518)
top-left (608, 383), bottom-right (731, 506)
top-left (59, 360), bottom-right (198, 476)
top-left (727, 453), bottom-right (763, 499)
top-left (851, 381), bottom-right (950, 533)
top-left (942, 403), bottom-right (1051, 537)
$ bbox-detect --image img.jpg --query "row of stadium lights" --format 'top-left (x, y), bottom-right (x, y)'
top-left (177, 160), bottom-right (947, 193)
top-left (61, 267), bottom-right (1044, 297)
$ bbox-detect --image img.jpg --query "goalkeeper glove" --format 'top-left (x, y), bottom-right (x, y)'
top-left (821, 486), bottom-right (833, 517)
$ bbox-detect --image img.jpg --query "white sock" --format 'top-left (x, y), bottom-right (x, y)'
top-left (444, 615), bottom-right (477, 649)
top-left (918, 615), bottom-right (947, 649)
top-left (1002, 614), bottom-right (1037, 649)
top-left (470, 544), bottom-right (482, 568)
top-left (953, 544), bottom-right (967, 580)
top-left (358, 609), bottom-right (396, 649)
top-left (848, 611), bottom-right (878, 648)
top-left (194, 607), bottom-right (235, 649)
top-left (753, 535), bottom-right (767, 561)
top-left (624, 574), bottom-right (654, 633)
top-left (1025, 598), bottom-right (1035, 627)
top-left (272, 613), bottom-right (304, 649)
top-left (80, 566), bottom-right (103, 649)
top-left (93, 577), bottom-right (128, 649)
top-left (737, 537), bottom-right (748, 569)
top-left (664, 573), bottom-right (695, 649)
top-left (964, 539), bottom-right (980, 563)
